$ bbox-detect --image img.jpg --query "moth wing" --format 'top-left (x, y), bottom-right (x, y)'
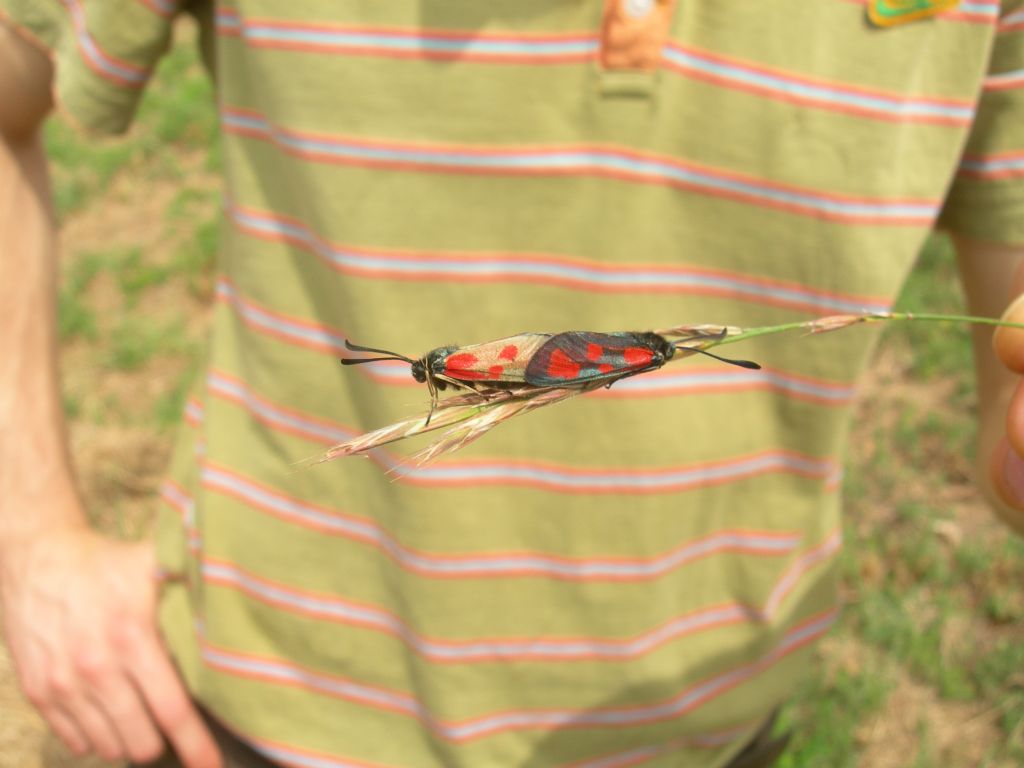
top-left (439, 333), bottom-right (552, 383)
top-left (524, 332), bottom-right (658, 386)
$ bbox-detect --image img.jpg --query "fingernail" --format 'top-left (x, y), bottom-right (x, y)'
top-left (1003, 447), bottom-right (1024, 506)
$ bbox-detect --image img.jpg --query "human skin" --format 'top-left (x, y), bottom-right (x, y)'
top-left (955, 235), bottom-right (1024, 535)
top-left (1, 16), bottom-right (1022, 766)
top-left (0, 23), bottom-right (221, 768)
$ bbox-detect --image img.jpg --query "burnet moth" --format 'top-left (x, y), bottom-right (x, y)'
top-left (342, 331), bottom-right (759, 418)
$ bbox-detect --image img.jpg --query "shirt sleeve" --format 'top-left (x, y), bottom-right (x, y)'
top-left (0, 0), bottom-right (209, 135)
top-left (939, 1), bottom-right (1024, 244)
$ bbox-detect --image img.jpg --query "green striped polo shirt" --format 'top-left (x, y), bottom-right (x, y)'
top-left (5, 0), bottom-right (1023, 765)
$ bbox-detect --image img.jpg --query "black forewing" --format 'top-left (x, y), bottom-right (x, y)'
top-left (523, 332), bottom-right (666, 386)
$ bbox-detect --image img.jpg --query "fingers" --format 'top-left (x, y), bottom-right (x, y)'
top-left (26, 662), bottom-right (164, 762)
top-left (4, 532), bottom-right (219, 766)
top-left (992, 380), bottom-right (1024, 509)
top-left (988, 438), bottom-right (1024, 536)
top-left (988, 291), bottom-right (1024, 530)
top-left (6, 535), bottom-right (210, 765)
top-left (987, 378), bottom-right (1024, 533)
top-left (1005, 378), bottom-right (1024, 458)
top-left (40, 706), bottom-right (88, 757)
top-left (129, 628), bottom-right (222, 768)
top-left (90, 672), bottom-right (166, 762)
top-left (993, 294), bottom-right (1024, 374)
top-left (107, 543), bottom-right (221, 768)
top-left (29, 650), bottom-right (166, 763)
top-left (62, 695), bottom-right (124, 761)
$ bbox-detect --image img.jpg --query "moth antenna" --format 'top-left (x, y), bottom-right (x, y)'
top-left (340, 355), bottom-right (412, 366)
top-left (342, 339), bottom-right (417, 365)
top-left (675, 344), bottom-right (761, 370)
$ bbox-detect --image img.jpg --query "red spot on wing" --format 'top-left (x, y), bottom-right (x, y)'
top-left (499, 345), bottom-right (519, 360)
top-left (623, 347), bottom-right (654, 367)
top-left (586, 343), bottom-right (603, 362)
top-left (598, 363), bottom-right (614, 374)
top-left (444, 352), bottom-right (488, 380)
top-left (547, 348), bottom-right (582, 380)
top-left (488, 365), bottom-right (504, 378)
top-left (445, 352), bottom-right (478, 369)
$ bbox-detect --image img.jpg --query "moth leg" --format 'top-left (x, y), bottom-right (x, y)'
top-left (425, 375), bottom-right (439, 427)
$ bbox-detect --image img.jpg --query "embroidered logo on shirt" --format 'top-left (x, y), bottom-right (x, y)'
top-left (868, 0), bottom-right (960, 27)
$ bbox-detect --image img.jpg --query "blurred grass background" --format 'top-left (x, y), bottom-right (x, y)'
top-left (2, 19), bottom-right (1023, 768)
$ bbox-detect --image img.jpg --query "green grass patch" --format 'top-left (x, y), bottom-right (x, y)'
top-left (115, 246), bottom-right (174, 307)
top-left (136, 38), bottom-right (218, 150)
top-left (975, 642), bottom-right (1024, 759)
top-left (58, 251), bottom-right (106, 341)
top-left (44, 120), bottom-right (137, 219)
top-left (62, 391), bottom-right (82, 421)
top-left (153, 363), bottom-right (200, 431)
top-left (106, 319), bottom-right (194, 371)
top-left (778, 649), bottom-right (892, 768)
top-left (58, 288), bottom-right (98, 342)
top-left (175, 214), bottom-right (220, 299)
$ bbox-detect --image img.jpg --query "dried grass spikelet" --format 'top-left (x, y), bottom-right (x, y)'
top-left (305, 380), bottom-right (605, 468)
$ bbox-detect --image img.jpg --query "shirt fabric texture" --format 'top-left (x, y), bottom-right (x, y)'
top-left (4, 0), bottom-right (1024, 765)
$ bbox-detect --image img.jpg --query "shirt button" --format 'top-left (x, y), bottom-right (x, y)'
top-left (623, 0), bottom-right (655, 18)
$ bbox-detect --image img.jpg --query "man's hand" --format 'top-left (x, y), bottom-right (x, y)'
top-left (954, 235), bottom-right (1024, 535)
top-left (0, 523), bottom-right (221, 767)
top-left (988, 294), bottom-right (1024, 534)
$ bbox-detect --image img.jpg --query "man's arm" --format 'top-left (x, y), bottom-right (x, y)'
top-left (0, 23), bottom-right (220, 767)
top-left (952, 234), bottom-right (1024, 535)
